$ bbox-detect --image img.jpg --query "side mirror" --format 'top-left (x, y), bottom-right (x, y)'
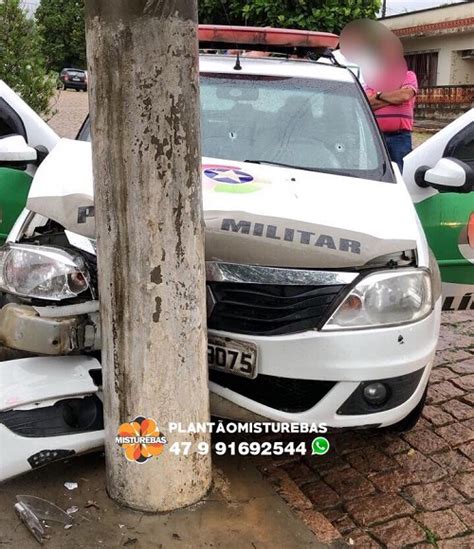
top-left (415, 157), bottom-right (474, 194)
top-left (0, 134), bottom-right (37, 164)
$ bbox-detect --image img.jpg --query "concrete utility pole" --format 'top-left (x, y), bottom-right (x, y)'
top-left (84, 1), bottom-right (211, 512)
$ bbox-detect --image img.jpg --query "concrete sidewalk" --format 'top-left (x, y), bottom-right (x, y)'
top-left (0, 450), bottom-right (336, 548)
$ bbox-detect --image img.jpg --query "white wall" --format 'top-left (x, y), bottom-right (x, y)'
top-left (401, 33), bottom-right (474, 85)
top-left (381, 4), bottom-right (474, 85)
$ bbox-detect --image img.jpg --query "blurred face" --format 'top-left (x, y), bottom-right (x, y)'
top-left (340, 19), bottom-right (407, 90)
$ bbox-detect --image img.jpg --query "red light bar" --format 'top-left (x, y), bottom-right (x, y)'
top-left (199, 25), bottom-right (339, 51)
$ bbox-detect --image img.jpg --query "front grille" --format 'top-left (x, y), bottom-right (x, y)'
top-left (209, 370), bottom-right (336, 413)
top-left (207, 282), bottom-right (347, 335)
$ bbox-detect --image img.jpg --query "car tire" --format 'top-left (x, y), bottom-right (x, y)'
top-left (75, 88), bottom-right (80, 92)
top-left (386, 387), bottom-right (427, 433)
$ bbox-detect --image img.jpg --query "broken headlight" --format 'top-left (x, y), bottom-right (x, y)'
top-left (323, 269), bottom-right (433, 330)
top-left (0, 243), bottom-right (90, 301)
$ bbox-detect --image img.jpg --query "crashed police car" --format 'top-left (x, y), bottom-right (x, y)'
top-left (0, 26), bottom-right (446, 480)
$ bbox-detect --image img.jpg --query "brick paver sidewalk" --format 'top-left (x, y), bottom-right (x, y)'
top-left (261, 311), bottom-right (473, 547)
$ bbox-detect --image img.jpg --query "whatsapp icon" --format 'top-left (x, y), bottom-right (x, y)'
top-left (311, 436), bottom-right (330, 456)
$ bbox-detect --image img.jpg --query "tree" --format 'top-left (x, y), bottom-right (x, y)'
top-left (199, 0), bottom-right (381, 33)
top-left (36, 0), bottom-right (86, 72)
top-left (0, 0), bottom-right (56, 115)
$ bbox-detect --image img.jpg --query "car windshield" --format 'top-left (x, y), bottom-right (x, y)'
top-left (78, 71), bottom-right (391, 182)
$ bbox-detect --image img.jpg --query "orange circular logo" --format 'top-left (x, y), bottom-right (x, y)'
top-left (115, 416), bottom-right (168, 463)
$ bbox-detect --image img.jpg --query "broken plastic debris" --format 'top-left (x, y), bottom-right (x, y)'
top-left (64, 524), bottom-right (73, 530)
top-left (64, 482), bottom-right (78, 490)
top-left (16, 496), bottom-right (73, 525)
top-left (66, 506), bottom-right (79, 515)
top-left (15, 495), bottom-right (73, 544)
top-left (15, 502), bottom-right (45, 544)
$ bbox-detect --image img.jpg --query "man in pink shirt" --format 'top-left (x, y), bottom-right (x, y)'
top-left (365, 70), bottom-right (418, 171)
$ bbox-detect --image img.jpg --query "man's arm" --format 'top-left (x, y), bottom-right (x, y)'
top-left (367, 94), bottom-right (389, 111)
top-left (378, 87), bottom-right (416, 105)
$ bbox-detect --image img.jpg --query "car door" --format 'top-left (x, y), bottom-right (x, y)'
top-left (403, 109), bottom-right (474, 311)
top-left (0, 81), bottom-right (59, 243)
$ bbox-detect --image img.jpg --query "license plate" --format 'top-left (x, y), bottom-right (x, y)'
top-left (208, 336), bottom-right (257, 379)
top-left (72, 77), bottom-right (80, 81)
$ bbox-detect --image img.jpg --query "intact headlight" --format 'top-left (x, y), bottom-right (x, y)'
top-left (324, 269), bottom-right (433, 330)
top-left (0, 243), bottom-right (90, 301)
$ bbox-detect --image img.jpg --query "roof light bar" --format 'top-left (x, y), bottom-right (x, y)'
top-left (198, 25), bottom-right (339, 54)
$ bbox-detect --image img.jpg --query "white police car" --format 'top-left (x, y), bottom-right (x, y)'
top-left (0, 27), bottom-right (446, 480)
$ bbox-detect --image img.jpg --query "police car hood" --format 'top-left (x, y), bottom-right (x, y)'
top-left (27, 139), bottom-right (418, 269)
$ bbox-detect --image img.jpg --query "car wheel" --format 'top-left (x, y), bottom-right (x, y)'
top-left (386, 387), bottom-right (427, 433)
top-left (75, 88), bottom-right (80, 92)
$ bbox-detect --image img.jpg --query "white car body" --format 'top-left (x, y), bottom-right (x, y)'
top-left (0, 81), bottom-right (59, 177)
top-left (0, 56), bottom-right (443, 480)
top-left (403, 109), bottom-right (474, 205)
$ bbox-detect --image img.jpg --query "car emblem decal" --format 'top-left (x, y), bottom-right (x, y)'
top-left (203, 167), bottom-right (254, 184)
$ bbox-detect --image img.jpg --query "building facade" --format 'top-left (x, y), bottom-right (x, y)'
top-left (381, 3), bottom-right (474, 87)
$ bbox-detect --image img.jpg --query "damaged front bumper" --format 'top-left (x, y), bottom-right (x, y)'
top-left (0, 302), bottom-right (100, 355)
top-left (0, 298), bottom-right (442, 424)
top-left (0, 300), bottom-right (441, 482)
top-left (0, 355), bottom-right (103, 481)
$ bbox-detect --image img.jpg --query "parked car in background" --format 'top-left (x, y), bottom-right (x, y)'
top-left (59, 68), bottom-right (88, 91)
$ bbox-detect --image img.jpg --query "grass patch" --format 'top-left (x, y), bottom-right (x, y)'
top-left (424, 527), bottom-right (439, 547)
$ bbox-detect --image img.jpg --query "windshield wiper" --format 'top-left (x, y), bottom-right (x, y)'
top-left (246, 159), bottom-right (387, 181)
top-left (244, 159), bottom-right (318, 172)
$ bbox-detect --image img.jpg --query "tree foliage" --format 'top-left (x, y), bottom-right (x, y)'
top-left (35, 0), bottom-right (86, 72)
top-left (0, 0), bottom-right (56, 115)
top-left (198, 0), bottom-right (381, 34)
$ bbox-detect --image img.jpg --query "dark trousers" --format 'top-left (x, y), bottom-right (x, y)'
top-left (383, 131), bottom-right (412, 172)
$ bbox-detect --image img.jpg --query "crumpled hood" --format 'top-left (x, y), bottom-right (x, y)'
top-left (27, 138), bottom-right (419, 268)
